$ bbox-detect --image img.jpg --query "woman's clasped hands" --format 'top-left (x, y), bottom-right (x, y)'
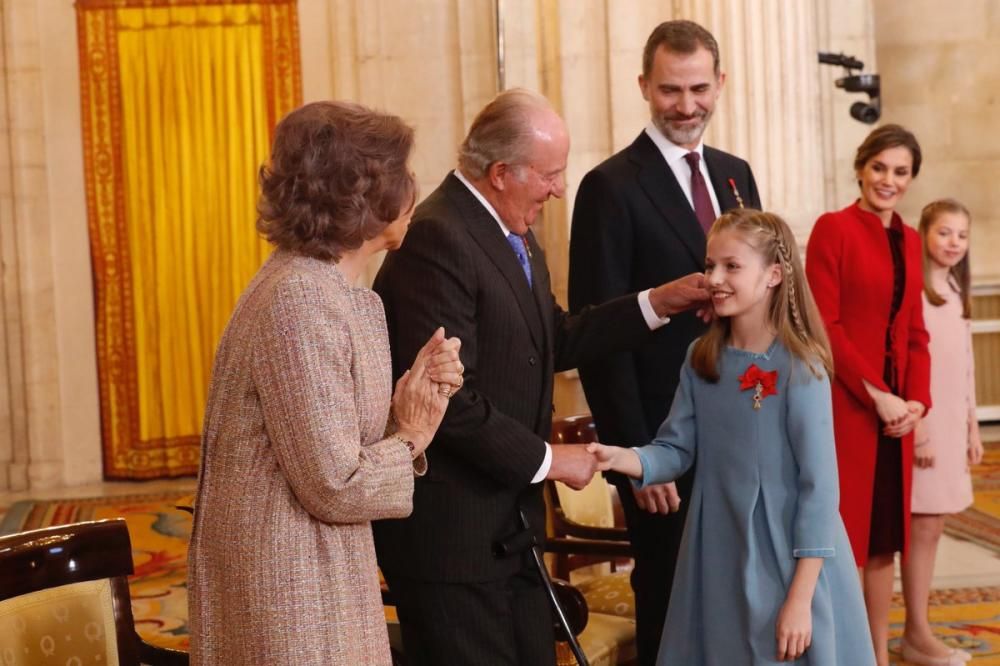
top-left (864, 380), bottom-right (924, 439)
top-left (391, 327), bottom-right (463, 458)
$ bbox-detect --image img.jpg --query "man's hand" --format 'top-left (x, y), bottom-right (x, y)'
top-left (648, 273), bottom-right (711, 318)
top-left (632, 482), bottom-right (681, 514)
top-left (547, 445), bottom-right (599, 490)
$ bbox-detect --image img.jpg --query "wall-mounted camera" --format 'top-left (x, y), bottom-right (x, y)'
top-left (818, 52), bottom-right (881, 124)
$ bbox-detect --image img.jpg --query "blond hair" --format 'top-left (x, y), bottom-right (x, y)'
top-left (691, 209), bottom-right (833, 382)
top-left (918, 198), bottom-right (972, 319)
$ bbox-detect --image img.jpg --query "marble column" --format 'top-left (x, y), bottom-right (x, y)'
top-left (0, 0), bottom-right (102, 490)
top-left (672, 0), bottom-right (830, 240)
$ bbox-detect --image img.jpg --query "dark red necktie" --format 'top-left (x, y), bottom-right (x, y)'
top-left (684, 151), bottom-right (715, 233)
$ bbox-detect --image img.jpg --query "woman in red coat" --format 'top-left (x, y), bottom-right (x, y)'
top-left (806, 124), bottom-right (931, 666)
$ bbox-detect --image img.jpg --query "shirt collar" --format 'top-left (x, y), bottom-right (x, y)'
top-left (453, 169), bottom-right (512, 237)
top-left (644, 121), bottom-right (705, 166)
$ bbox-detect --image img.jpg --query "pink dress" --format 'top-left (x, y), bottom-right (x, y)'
top-left (911, 276), bottom-right (980, 514)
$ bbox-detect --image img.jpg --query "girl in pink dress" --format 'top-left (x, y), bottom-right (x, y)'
top-left (900, 198), bottom-right (984, 666)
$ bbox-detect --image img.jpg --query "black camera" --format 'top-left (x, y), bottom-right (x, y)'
top-left (818, 52), bottom-right (881, 124)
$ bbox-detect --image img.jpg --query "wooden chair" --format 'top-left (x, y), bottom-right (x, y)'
top-left (547, 415), bottom-right (632, 578)
top-left (0, 518), bottom-right (188, 666)
top-left (546, 415), bottom-right (638, 665)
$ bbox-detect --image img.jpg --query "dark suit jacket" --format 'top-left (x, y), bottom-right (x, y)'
top-left (568, 131), bottom-right (761, 448)
top-left (373, 173), bottom-right (651, 583)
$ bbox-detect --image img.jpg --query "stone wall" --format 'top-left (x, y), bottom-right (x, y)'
top-left (873, 0), bottom-right (1000, 284)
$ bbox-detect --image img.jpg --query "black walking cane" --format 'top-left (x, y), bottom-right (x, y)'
top-left (494, 510), bottom-right (590, 666)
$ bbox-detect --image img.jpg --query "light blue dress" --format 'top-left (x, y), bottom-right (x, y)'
top-left (634, 341), bottom-right (874, 665)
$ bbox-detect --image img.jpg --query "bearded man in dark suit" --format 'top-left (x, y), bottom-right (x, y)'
top-left (568, 20), bottom-right (762, 666)
top-left (373, 88), bottom-right (708, 666)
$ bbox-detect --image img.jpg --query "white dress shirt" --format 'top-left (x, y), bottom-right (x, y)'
top-left (644, 122), bottom-right (722, 219)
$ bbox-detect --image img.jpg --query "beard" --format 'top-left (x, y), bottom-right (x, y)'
top-left (654, 108), bottom-right (713, 147)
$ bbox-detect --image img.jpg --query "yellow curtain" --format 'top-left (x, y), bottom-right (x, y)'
top-left (77, 0), bottom-right (301, 478)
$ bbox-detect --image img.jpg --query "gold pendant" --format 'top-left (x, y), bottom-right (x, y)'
top-left (752, 381), bottom-right (763, 410)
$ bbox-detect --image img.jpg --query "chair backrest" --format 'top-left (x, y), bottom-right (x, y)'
top-left (550, 414), bottom-right (598, 445)
top-left (0, 519), bottom-right (146, 666)
top-left (549, 415), bottom-right (613, 529)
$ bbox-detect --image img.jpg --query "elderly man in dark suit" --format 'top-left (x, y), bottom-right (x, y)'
top-left (568, 20), bottom-right (762, 666)
top-left (373, 88), bottom-right (709, 666)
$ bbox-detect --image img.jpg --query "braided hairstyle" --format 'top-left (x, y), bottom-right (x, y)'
top-left (775, 234), bottom-right (807, 341)
top-left (691, 209), bottom-right (833, 382)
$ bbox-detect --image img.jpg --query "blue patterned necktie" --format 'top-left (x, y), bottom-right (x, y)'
top-left (506, 233), bottom-right (533, 288)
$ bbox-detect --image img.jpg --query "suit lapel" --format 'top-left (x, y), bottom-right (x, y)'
top-left (442, 175), bottom-right (545, 351)
top-left (525, 230), bottom-right (553, 349)
top-left (630, 132), bottom-right (705, 266)
top-left (704, 147), bottom-right (741, 213)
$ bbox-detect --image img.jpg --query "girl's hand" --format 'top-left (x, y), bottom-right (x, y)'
top-left (586, 443), bottom-right (622, 471)
top-left (969, 440), bottom-right (984, 466)
top-left (775, 597), bottom-right (812, 661)
top-left (914, 447), bottom-right (935, 469)
top-left (913, 415), bottom-right (933, 467)
top-left (585, 443), bottom-right (644, 478)
top-left (968, 415), bottom-right (984, 466)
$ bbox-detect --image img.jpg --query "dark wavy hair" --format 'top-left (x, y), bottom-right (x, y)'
top-left (257, 101), bottom-right (415, 261)
top-left (854, 123), bottom-right (922, 179)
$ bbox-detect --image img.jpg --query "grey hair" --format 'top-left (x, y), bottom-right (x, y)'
top-left (457, 88), bottom-right (554, 179)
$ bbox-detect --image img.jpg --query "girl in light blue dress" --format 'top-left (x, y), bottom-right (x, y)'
top-left (590, 209), bottom-right (875, 665)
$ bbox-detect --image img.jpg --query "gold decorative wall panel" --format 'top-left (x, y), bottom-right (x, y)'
top-left (972, 291), bottom-right (1000, 420)
top-left (76, 0), bottom-right (301, 478)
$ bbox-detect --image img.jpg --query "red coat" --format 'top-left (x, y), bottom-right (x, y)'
top-left (806, 202), bottom-right (931, 566)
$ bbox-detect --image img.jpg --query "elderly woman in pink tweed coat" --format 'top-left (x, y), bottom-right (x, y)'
top-left (187, 101), bottom-right (463, 665)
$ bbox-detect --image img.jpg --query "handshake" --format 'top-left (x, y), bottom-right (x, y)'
top-left (545, 443), bottom-right (624, 490)
top-left (546, 443), bottom-right (681, 515)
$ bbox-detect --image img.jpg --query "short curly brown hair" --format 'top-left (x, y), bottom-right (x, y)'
top-left (257, 101), bottom-right (415, 261)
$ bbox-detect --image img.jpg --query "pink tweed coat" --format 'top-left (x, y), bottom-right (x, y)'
top-left (188, 250), bottom-right (418, 665)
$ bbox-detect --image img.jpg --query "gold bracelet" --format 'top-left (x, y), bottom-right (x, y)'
top-left (390, 434), bottom-right (416, 457)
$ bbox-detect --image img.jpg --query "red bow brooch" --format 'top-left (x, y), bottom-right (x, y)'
top-left (738, 364), bottom-right (778, 410)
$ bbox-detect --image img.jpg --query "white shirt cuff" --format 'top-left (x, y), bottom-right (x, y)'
top-left (531, 442), bottom-right (553, 483)
top-left (638, 289), bottom-right (671, 330)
